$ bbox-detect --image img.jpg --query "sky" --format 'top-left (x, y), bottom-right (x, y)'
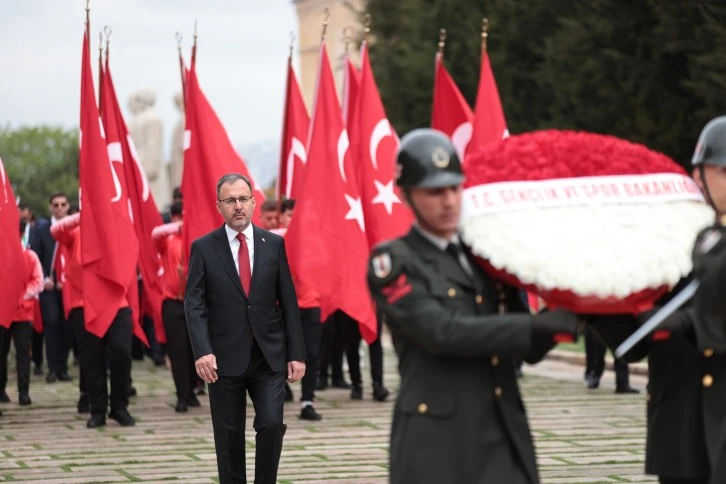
top-left (0, 0), bottom-right (301, 170)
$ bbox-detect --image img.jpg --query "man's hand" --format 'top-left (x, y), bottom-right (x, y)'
top-left (195, 354), bottom-right (218, 384)
top-left (44, 278), bottom-right (54, 291)
top-left (287, 361), bottom-right (305, 383)
top-left (55, 281), bottom-right (63, 290)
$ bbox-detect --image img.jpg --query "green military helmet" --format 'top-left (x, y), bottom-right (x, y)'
top-left (692, 116), bottom-right (726, 167)
top-left (395, 128), bottom-right (465, 189)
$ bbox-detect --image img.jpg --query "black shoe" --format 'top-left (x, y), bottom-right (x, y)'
top-left (284, 383), bottom-right (294, 402)
top-left (372, 383), bottom-right (390, 402)
top-left (152, 355), bottom-right (165, 367)
top-left (126, 386), bottom-right (137, 397)
top-left (57, 370), bottom-right (73, 382)
top-left (615, 386), bottom-right (640, 394)
top-left (46, 372), bottom-right (57, 383)
top-left (332, 378), bottom-right (351, 390)
top-left (33, 365), bottom-right (43, 376)
top-left (586, 376), bottom-right (600, 389)
top-left (18, 393), bottom-right (31, 406)
top-left (350, 385), bottom-right (363, 400)
top-left (186, 394), bottom-right (201, 407)
top-left (109, 409), bottom-right (136, 426)
top-left (77, 394), bottom-right (89, 414)
top-left (87, 414), bottom-right (106, 428)
top-left (299, 405), bottom-right (322, 421)
top-left (0, 391), bottom-right (9, 403)
top-left (315, 377), bottom-right (328, 391)
top-left (174, 399), bottom-right (188, 413)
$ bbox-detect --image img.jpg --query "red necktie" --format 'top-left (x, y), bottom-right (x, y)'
top-left (236, 233), bottom-right (252, 297)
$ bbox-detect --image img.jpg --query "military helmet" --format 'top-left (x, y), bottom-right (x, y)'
top-left (692, 116), bottom-right (726, 167)
top-left (395, 129), bottom-right (464, 189)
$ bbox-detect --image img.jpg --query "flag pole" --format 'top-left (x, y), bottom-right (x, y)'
top-left (364, 14), bottom-right (371, 44)
top-left (321, 7), bottom-right (330, 42)
top-left (176, 32), bottom-right (186, 106)
top-left (481, 18), bottom-right (489, 52)
top-left (98, 30), bottom-right (105, 114)
top-left (191, 20), bottom-right (198, 66)
top-left (437, 28), bottom-right (447, 56)
top-left (85, 0), bottom-right (91, 48)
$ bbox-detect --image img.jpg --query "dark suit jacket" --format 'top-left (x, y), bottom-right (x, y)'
top-left (184, 224), bottom-right (305, 377)
top-left (30, 218), bottom-right (55, 279)
top-left (368, 228), bottom-right (554, 484)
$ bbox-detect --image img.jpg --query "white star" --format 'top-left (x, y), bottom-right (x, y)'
top-left (344, 194), bottom-right (365, 232)
top-left (371, 179), bottom-right (401, 215)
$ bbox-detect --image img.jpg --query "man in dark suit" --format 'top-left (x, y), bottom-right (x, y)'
top-left (185, 173), bottom-right (306, 484)
top-left (368, 129), bottom-right (581, 484)
top-left (31, 192), bottom-right (73, 383)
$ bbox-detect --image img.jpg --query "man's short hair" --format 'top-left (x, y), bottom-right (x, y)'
top-left (280, 199), bottom-right (295, 213)
top-left (49, 192), bottom-right (68, 204)
top-left (216, 174), bottom-right (252, 200)
top-left (170, 201), bottom-right (183, 217)
top-left (261, 199), bottom-right (279, 212)
top-left (18, 201), bottom-right (29, 211)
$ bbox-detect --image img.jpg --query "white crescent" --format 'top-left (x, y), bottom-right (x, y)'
top-left (451, 121), bottom-right (473, 163)
top-left (369, 119), bottom-right (393, 170)
top-left (126, 134), bottom-right (150, 202)
top-left (105, 142), bottom-right (124, 203)
top-left (285, 137), bottom-right (307, 198)
top-left (0, 156), bottom-right (7, 203)
top-left (337, 130), bottom-right (350, 183)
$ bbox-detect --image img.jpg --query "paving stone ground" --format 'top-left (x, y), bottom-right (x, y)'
top-left (0, 337), bottom-right (654, 483)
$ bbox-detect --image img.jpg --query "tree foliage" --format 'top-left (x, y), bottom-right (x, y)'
top-left (0, 125), bottom-right (79, 217)
top-left (365, 0), bottom-right (726, 166)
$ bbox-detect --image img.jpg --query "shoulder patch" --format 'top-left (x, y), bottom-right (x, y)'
top-left (371, 252), bottom-right (392, 279)
top-left (368, 239), bottom-right (410, 287)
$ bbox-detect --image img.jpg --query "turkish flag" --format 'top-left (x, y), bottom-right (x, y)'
top-left (285, 44), bottom-right (377, 342)
top-left (431, 53), bottom-right (474, 163)
top-left (101, 57), bottom-right (165, 343)
top-left (343, 56), bottom-right (360, 127)
top-left (182, 58), bottom-right (266, 262)
top-left (0, 156), bottom-right (26, 329)
top-left (355, 42), bottom-right (414, 249)
top-left (464, 49), bottom-right (508, 164)
top-left (277, 57), bottom-right (310, 201)
top-left (79, 33), bottom-right (144, 342)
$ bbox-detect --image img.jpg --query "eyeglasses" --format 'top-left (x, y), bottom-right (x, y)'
top-left (52, 202), bottom-right (68, 208)
top-left (219, 196), bottom-right (253, 206)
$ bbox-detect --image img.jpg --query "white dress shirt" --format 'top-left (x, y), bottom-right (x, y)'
top-left (225, 223), bottom-right (255, 276)
top-left (414, 223), bottom-right (474, 276)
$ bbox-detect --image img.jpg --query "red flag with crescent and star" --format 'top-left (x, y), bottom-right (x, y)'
top-left (431, 52), bottom-right (474, 163)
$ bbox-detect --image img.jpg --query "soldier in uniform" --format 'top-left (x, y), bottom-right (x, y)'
top-left (367, 128), bottom-right (581, 484)
top-left (591, 116), bottom-right (726, 484)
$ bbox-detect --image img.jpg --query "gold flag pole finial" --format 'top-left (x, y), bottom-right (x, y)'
top-left (85, 0), bottom-right (91, 48)
top-left (191, 20), bottom-right (198, 65)
top-left (364, 14), bottom-right (371, 43)
top-left (98, 30), bottom-right (104, 112)
top-left (437, 28), bottom-right (447, 55)
top-left (481, 18), bottom-right (489, 51)
top-left (289, 31), bottom-right (295, 58)
top-left (175, 32), bottom-right (186, 107)
top-left (104, 26), bottom-right (112, 59)
top-left (343, 26), bottom-right (353, 54)
top-left (321, 7), bottom-right (330, 42)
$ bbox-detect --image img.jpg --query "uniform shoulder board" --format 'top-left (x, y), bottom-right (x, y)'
top-left (369, 239), bottom-right (410, 287)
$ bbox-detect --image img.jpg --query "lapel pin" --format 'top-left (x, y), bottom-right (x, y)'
top-left (262, 237), bottom-right (266, 242)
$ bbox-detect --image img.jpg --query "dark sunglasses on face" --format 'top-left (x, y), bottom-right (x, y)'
top-left (52, 202), bottom-right (68, 208)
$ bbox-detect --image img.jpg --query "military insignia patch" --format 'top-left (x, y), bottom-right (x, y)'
top-left (432, 147), bottom-right (450, 168)
top-left (372, 252), bottom-right (392, 279)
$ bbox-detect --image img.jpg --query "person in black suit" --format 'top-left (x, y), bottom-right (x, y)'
top-left (185, 173), bottom-right (306, 484)
top-left (30, 193), bottom-right (73, 383)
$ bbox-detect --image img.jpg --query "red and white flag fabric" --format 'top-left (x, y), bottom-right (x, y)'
top-left (181, 57), bottom-right (266, 262)
top-left (101, 56), bottom-right (166, 343)
top-left (285, 44), bottom-right (377, 342)
top-left (431, 53), bottom-right (474, 162)
top-left (0, 156), bottom-right (26, 329)
top-left (355, 42), bottom-right (414, 249)
top-left (79, 33), bottom-right (145, 343)
top-left (277, 57), bottom-right (310, 201)
top-left (464, 48), bottom-right (508, 165)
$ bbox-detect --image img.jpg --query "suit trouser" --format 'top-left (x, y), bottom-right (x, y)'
top-left (68, 308), bottom-right (87, 396)
top-left (76, 307), bottom-right (132, 416)
top-left (318, 311), bottom-right (346, 383)
top-left (343, 312), bottom-right (384, 387)
top-left (0, 322), bottom-right (32, 393)
top-left (658, 479), bottom-right (706, 484)
top-left (300, 308), bottom-right (322, 402)
top-left (31, 329), bottom-right (43, 368)
top-left (208, 342), bottom-right (286, 484)
top-left (585, 326), bottom-right (630, 388)
top-left (40, 290), bottom-right (71, 375)
top-left (162, 299), bottom-right (195, 400)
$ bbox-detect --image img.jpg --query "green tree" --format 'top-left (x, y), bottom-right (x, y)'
top-left (0, 125), bottom-right (79, 217)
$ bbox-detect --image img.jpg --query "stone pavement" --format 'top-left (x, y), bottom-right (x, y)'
top-left (0, 344), bottom-right (654, 483)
